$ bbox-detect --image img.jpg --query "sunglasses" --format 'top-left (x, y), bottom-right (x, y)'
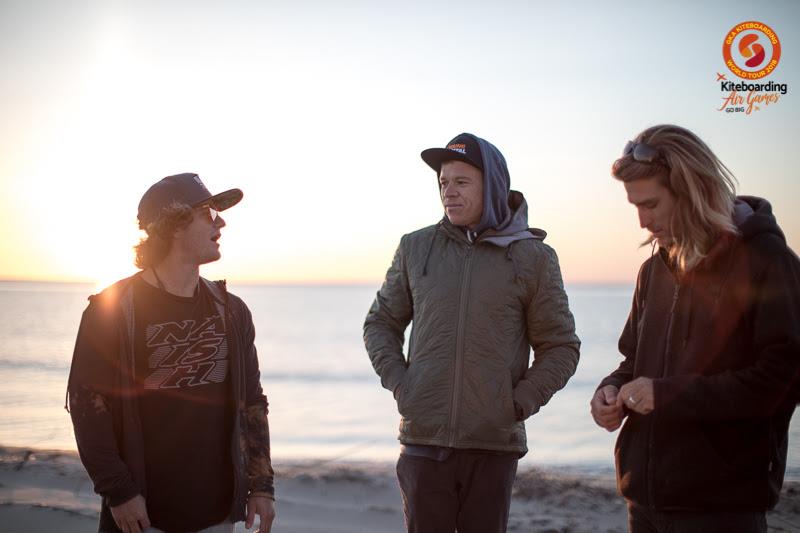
top-left (622, 141), bottom-right (661, 163)
top-left (195, 204), bottom-right (219, 222)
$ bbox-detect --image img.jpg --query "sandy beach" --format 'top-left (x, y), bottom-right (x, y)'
top-left (1, 447), bottom-right (798, 532)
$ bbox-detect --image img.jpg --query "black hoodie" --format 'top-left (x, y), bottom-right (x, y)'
top-left (599, 196), bottom-right (800, 511)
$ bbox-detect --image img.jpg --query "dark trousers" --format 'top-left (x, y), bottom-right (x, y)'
top-left (396, 449), bottom-right (518, 533)
top-left (628, 503), bottom-right (767, 533)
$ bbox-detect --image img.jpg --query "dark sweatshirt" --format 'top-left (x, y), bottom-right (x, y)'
top-left (599, 196), bottom-right (800, 511)
top-left (67, 276), bottom-right (274, 532)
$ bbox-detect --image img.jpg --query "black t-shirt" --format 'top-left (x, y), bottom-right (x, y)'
top-left (133, 276), bottom-right (234, 533)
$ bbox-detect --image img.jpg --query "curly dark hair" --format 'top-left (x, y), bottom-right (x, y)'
top-left (134, 202), bottom-right (195, 269)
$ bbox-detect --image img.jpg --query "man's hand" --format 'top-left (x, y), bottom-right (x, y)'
top-left (110, 494), bottom-right (150, 533)
top-left (617, 377), bottom-right (655, 415)
top-left (590, 385), bottom-right (625, 431)
top-left (246, 494), bottom-right (276, 532)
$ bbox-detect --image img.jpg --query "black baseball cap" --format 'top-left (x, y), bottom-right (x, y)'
top-left (137, 173), bottom-right (243, 229)
top-left (421, 133), bottom-right (484, 173)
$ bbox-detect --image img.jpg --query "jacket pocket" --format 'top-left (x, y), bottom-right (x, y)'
top-left (396, 367), bottom-right (414, 416)
top-left (650, 419), bottom-right (770, 509)
top-left (459, 369), bottom-right (517, 444)
top-left (503, 371), bottom-right (517, 423)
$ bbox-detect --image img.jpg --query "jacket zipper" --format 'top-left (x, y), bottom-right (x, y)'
top-left (229, 305), bottom-right (244, 518)
top-left (647, 284), bottom-right (681, 506)
top-left (448, 244), bottom-right (474, 446)
top-left (120, 286), bottom-right (145, 496)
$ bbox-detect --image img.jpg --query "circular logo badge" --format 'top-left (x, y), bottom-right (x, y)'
top-left (722, 21), bottom-right (781, 80)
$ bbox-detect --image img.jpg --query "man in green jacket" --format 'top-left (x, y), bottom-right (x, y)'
top-left (364, 133), bottom-right (580, 533)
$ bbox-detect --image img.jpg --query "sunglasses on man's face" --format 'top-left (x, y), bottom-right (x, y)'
top-left (195, 204), bottom-right (219, 222)
top-left (622, 141), bottom-right (661, 163)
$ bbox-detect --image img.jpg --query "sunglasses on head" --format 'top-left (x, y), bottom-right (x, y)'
top-left (195, 204), bottom-right (219, 222)
top-left (622, 140), bottom-right (661, 163)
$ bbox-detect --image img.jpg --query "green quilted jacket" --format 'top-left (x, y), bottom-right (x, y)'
top-left (364, 200), bottom-right (580, 454)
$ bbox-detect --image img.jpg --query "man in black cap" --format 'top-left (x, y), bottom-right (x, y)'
top-left (364, 134), bottom-right (580, 532)
top-left (67, 173), bottom-right (275, 533)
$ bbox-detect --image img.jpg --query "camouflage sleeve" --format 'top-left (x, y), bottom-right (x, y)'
top-left (244, 402), bottom-right (275, 498)
top-left (238, 301), bottom-right (275, 499)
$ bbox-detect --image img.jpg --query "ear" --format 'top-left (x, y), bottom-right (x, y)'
top-left (171, 226), bottom-right (187, 241)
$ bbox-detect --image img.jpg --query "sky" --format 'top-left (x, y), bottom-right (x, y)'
top-left (1, 0), bottom-right (798, 287)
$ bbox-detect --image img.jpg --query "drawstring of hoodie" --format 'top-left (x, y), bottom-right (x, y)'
top-left (641, 241), bottom-right (658, 311)
top-left (506, 242), bottom-right (521, 282)
top-left (422, 222), bottom-right (442, 276)
top-left (682, 271), bottom-right (694, 350)
top-left (712, 238), bottom-right (741, 316)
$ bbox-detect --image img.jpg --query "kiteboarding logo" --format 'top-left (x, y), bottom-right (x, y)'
top-left (722, 21), bottom-right (781, 80)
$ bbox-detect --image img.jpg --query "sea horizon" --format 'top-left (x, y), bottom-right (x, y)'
top-left (1, 280), bottom-right (796, 480)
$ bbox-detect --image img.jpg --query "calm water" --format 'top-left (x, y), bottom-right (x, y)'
top-left (0, 281), bottom-right (797, 477)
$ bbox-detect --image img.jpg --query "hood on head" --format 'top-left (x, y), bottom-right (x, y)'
top-left (423, 132), bottom-right (511, 234)
top-left (472, 133), bottom-right (511, 235)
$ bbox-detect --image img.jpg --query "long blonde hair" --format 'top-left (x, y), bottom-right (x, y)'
top-left (612, 124), bottom-right (737, 274)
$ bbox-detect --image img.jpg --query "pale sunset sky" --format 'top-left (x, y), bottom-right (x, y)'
top-left (1, 0), bottom-right (798, 287)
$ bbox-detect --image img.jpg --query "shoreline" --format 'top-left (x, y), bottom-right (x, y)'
top-left (1, 446), bottom-right (798, 532)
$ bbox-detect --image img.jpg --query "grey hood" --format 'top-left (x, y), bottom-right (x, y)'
top-left (436, 133), bottom-right (545, 248)
top-left (464, 133), bottom-right (512, 235)
top-left (481, 190), bottom-right (546, 247)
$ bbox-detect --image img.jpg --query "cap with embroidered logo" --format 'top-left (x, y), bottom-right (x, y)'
top-left (421, 133), bottom-right (484, 173)
top-left (137, 173), bottom-right (243, 229)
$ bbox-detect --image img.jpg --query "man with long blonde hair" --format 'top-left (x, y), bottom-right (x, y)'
top-left (590, 125), bottom-right (799, 532)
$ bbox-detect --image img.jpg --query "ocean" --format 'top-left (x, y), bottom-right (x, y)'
top-left (0, 281), bottom-right (797, 477)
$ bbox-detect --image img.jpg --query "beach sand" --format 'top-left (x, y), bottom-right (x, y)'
top-left (1, 446), bottom-right (798, 532)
